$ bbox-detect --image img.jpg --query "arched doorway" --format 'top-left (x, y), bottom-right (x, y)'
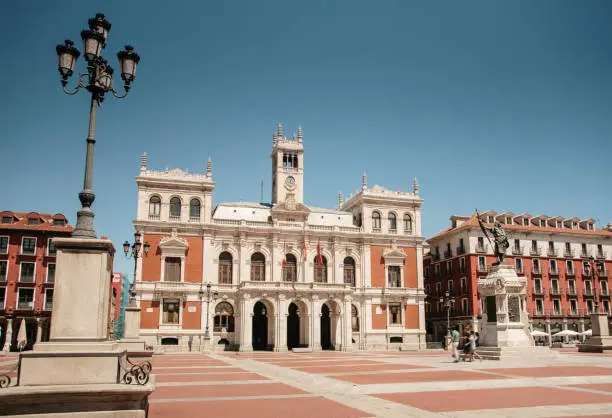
top-left (252, 301), bottom-right (268, 351)
top-left (287, 303), bottom-right (300, 349)
top-left (321, 304), bottom-right (332, 350)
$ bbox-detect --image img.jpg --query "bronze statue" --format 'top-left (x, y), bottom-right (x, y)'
top-left (476, 209), bottom-right (509, 265)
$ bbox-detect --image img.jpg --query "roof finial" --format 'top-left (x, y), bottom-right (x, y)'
top-left (297, 125), bottom-right (303, 143)
top-left (206, 157), bottom-right (212, 178)
top-left (362, 172), bottom-right (367, 191)
top-left (140, 152), bottom-right (147, 173)
top-left (413, 177), bottom-right (419, 195)
top-left (338, 191), bottom-right (344, 209)
top-left (277, 122), bottom-right (283, 139)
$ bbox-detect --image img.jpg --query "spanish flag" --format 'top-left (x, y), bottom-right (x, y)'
top-left (316, 242), bottom-right (322, 266)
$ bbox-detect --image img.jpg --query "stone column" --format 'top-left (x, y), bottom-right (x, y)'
top-left (36, 318), bottom-right (44, 344)
top-left (343, 297), bottom-right (353, 351)
top-left (311, 297), bottom-right (321, 351)
top-left (239, 296), bottom-right (253, 352)
top-left (276, 296), bottom-right (288, 351)
top-left (546, 319), bottom-right (552, 347)
top-left (3, 318), bottom-right (13, 353)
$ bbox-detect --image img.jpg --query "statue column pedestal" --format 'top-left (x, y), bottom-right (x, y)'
top-left (477, 264), bottom-right (556, 360)
top-left (579, 313), bottom-right (612, 352)
top-left (117, 305), bottom-right (150, 354)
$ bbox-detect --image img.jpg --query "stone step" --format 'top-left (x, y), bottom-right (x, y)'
top-left (292, 347), bottom-right (313, 353)
top-left (475, 346), bottom-right (558, 361)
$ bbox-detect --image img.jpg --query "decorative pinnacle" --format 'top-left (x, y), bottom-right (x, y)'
top-left (206, 157), bottom-right (212, 177)
top-left (277, 123), bottom-right (283, 138)
top-left (338, 191), bottom-right (344, 209)
top-left (413, 177), bottom-right (419, 195)
top-left (362, 172), bottom-right (367, 191)
top-left (140, 152), bottom-right (147, 172)
top-left (297, 125), bottom-right (303, 143)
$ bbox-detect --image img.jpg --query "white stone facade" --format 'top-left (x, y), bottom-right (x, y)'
top-left (133, 125), bottom-right (426, 352)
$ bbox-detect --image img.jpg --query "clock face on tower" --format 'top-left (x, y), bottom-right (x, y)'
top-left (285, 176), bottom-right (296, 189)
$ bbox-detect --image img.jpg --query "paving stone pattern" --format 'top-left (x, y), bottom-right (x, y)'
top-left (144, 350), bottom-right (612, 417)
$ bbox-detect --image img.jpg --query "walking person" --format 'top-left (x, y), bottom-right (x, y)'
top-left (469, 331), bottom-right (482, 361)
top-left (450, 326), bottom-right (460, 363)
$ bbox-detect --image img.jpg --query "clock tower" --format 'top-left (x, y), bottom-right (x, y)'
top-left (271, 123), bottom-right (304, 206)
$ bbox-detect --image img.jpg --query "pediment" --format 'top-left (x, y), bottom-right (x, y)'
top-left (382, 247), bottom-right (406, 260)
top-left (159, 235), bottom-right (189, 250)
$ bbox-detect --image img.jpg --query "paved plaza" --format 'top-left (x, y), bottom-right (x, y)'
top-left (2, 349), bottom-right (612, 417)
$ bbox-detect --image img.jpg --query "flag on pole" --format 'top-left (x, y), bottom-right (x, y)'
top-left (316, 241), bottom-right (322, 266)
top-left (302, 240), bottom-right (307, 261)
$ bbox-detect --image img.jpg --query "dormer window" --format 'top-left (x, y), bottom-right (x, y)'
top-left (28, 218), bottom-right (39, 225)
top-left (282, 153), bottom-right (298, 169)
top-left (487, 216), bottom-right (494, 223)
top-left (1, 216), bottom-right (12, 224)
top-left (556, 220), bottom-right (562, 228)
top-left (53, 219), bottom-right (65, 226)
top-left (523, 218), bottom-right (530, 226)
top-left (506, 217), bottom-right (512, 224)
top-left (588, 223), bottom-right (594, 230)
top-left (540, 219), bottom-right (547, 227)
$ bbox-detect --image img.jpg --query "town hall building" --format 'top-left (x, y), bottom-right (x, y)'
top-left (133, 124), bottom-right (426, 352)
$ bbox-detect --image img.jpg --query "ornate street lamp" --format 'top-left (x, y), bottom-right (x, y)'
top-left (587, 256), bottom-right (600, 313)
top-left (200, 283), bottom-right (218, 342)
top-left (123, 232), bottom-right (150, 305)
top-left (440, 290), bottom-right (455, 340)
top-left (55, 13), bottom-right (140, 238)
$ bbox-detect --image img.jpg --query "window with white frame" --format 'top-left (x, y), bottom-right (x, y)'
top-left (506, 216), bottom-right (512, 224)
top-left (46, 263), bottom-right (55, 283)
top-left (478, 256), bottom-right (486, 271)
top-left (447, 279), bottom-right (453, 294)
top-left (372, 211), bottom-right (381, 231)
top-left (435, 282), bottom-right (441, 294)
top-left (0, 287), bottom-right (5, 309)
top-left (569, 299), bottom-right (578, 314)
top-left (47, 238), bottom-right (57, 256)
top-left (446, 261), bottom-right (452, 276)
top-left (601, 280), bottom-right (609, 296)
top-left (0, 261), bottom-right (7, 282)
top-left (21, 237), bottom-right (36, 255)
top-left (603, 300), bottom-right (610, 314)
top-left (388, 213), bottom-right (397, 232)
top-left (162, 299), bottom-right (180, 324)
top-left (214, 301), bottom-right (235, 332)
top-left (568, 279), bottom-right (576, 294)
top-left (20, 262), bottom-right (35, 282)
top-left (515, 258), bottom-right (523, 273)
top-left (534, 278), bottom-right (542, 293)
top-left (585, 280), bottom-right (593, 295)
top-left (550, 259), bottom-right (558, 274)
top-left (523, 218), bottom-right (530, 226)
top-left (551, 279), bottom-right (559, 293)
top-left (488, 216), bottom-right (494, 223)
top-left (17, 288), bottom-right (34, 310)
top-left (44, 288), bottom-right (54, 311)
top-left (164, 257), bottom-right (181, 282)
top-left (388, 303), bottom-right (402, 325)
top-left (434, 264), bottom-right (440, 279)
top-left (189, 198), bottom-right (201, 219)
top-left (533, 258), bottom-right (540, 273)
top-left (403, 214), bottom-right (412, 233)
top-left (388, 266), bottom-right (401, 287)
top-left (0, 236), bottom-right (8, 253)
top-left (586, 300), bottom-right (594, 314)
top-left (567, 260), bottom-right (574, 274)
top-left (535, 299), bottom-right (544, 315)
top-left (461, 298), bottom-right (468, 315)
top-left (149, 196), bottom-right (161, 218)
top-left (460, 277), bottom-right (467, 293)
top-left (552, 299), bottom-right (561, 314)
top-left (459, 257), bottom-right (466, 274)
top-left (540, 219), bottom-right (546, 227)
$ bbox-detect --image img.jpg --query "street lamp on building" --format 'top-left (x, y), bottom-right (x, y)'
top-left (200, 283), bottom-right (218, 342)
top-left (587, 256), bottom-right (600, 313)
top-left (123, 232), bottom-right (150, 306)
top-left (440, 290), bottom-right (455, 339)
top-left (55, 13), bottom-right (140, 239)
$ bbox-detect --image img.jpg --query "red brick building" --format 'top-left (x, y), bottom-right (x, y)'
top-left (0, 210), bottom-right (72, 351)
top-left (424, 212), bottom-right (612, 343)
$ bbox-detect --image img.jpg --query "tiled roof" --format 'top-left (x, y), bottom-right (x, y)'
top-left (0, 211), bottom-right (73, 232)
top-left (428, 213), bottom-right (612, 242)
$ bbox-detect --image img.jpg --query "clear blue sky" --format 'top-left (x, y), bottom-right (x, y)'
top-left (1, 1), bottom-right (611, 276)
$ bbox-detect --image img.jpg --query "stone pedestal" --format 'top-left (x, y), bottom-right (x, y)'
top-left (117, 305), bottom-right (148, 353)
top-left (579, 312), bottom-right (612, 352)
top-left (0, 238), bottom-right (154, 417)
top-left (478, 264), bottom-right (531, 348)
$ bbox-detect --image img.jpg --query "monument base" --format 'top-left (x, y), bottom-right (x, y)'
top-left (476, 345), bottom-right (559, 361)
top-left (578, 313), bottom-right (612, 353)
top-left (0, 381), bottom-right (153, 417)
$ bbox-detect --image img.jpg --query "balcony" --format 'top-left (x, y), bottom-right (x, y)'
top-left (583, 289), bottom-right (595, 297)
top-left (188, 216), bottom-right (200, 223)
top-left (477, 265), bottom-right (489, 274)
top-left (564, 249), bottom-right (575, 258)
top-left (389, 228), bottom-right (397, 234)
top-left (567, 287), bottom-right (577, 296)
top-left (532, 267), bottom-right (542, 275)
top-left (547, 248), bottom-right (558, 257)
top-left (512, 246), bottom-right (524, 256)
top-left (476, 244), bottom-right (488, 254)
top-left (530, 247), bottom-right (541, 256)
top-left (432, 253), bottom-right (440, 261)
top-left (581, 250), bottom-right (592, 259)
top-left (549, 268), bottom-right (560, 276)
top-left (567, 308), bottom-right (584, 317)
top-left (148, 214), bottom-right (160, 221)
top-left (169, 215), bottom-right (181, 222)
top-left (598, 270), bottom-right (609, 278)
top-left (444, 250), bottom-right (452, 259)
top-left (532, 287), bottom-right (545, 296)
top-left (548, 287), bottom-right (562, 297)
top-left (566, 269), bottom-right (576, 277)
top-left (600, 288), bottom-right (610, 297)
top-left (529, 308), bottom-right (546, 317)
top-left (515, 266), bottom-right (525, 275)
top-left (596, 251), bottom-right (607, 260)
top-left (456, 246), bottom-right (466, 255)
top-left (550, 309), bottom-right (564, 317)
